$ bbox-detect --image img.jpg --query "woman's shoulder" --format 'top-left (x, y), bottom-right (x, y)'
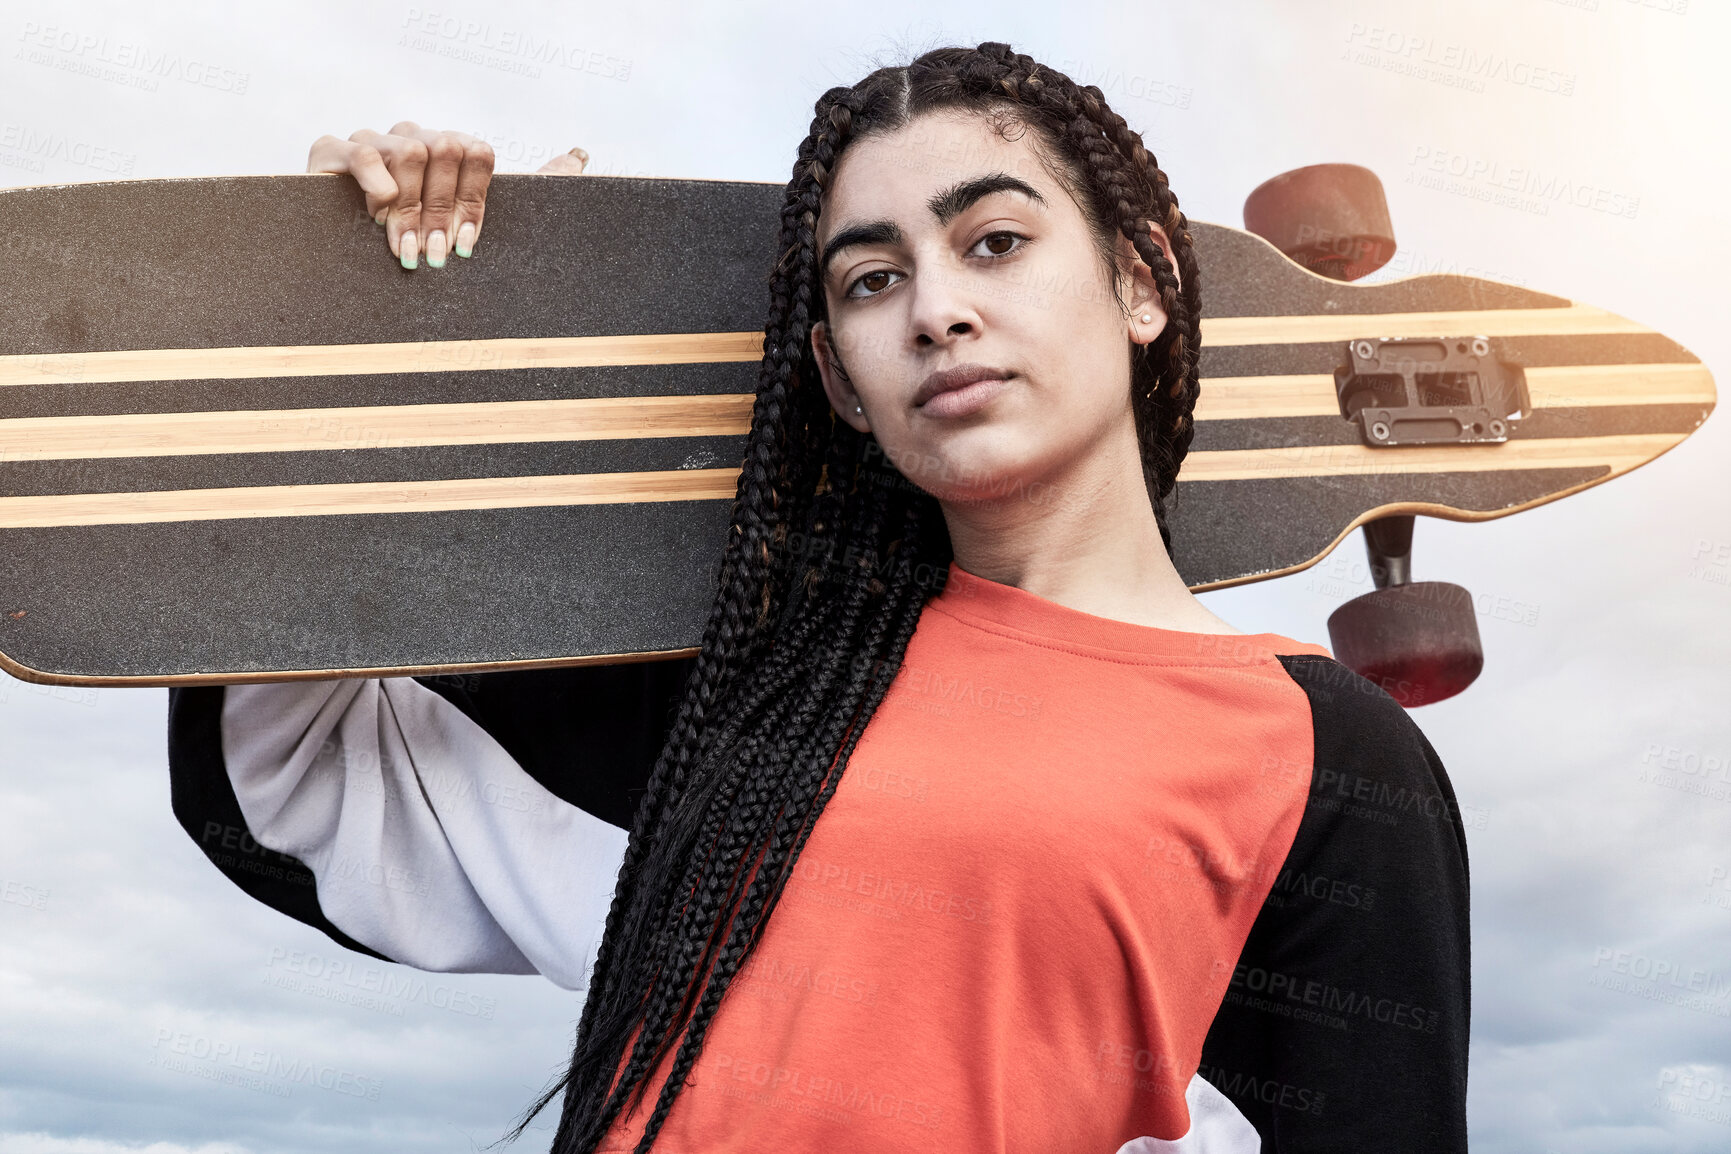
top-left (1204, 649), bottom-right (1472, 1151)
top-left (1272, 653), bottom-right (1446, 767)
top-left (1266, 652), bottom-right (1470, 882)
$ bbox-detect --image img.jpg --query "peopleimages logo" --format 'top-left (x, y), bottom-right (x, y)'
top-left (1227, 962), bottom-right (1442, 1034)
top-left (13, 22), bottom-right (250, 94)
top-left (1406, 145), bottom-right (1641, 220)
top-left (1342, 23), bottom-right (1577, 96)
top-left (1591, 947), bottom-right (1731, 999)
top-left (149, 1028), bottom-right (383, 1100)
top-left (705, 1051), bottom-right (944, 1130)
top-left (0, 123), bottom-right (135, 175)
top-left (265, 947), bottom-right (498, 1019)
top-left (1588, 948), bottom-right (1731, 1020)
top-left (399, 9), bottom-right (632, 81)
top-left (1653, 1068), bottom-right (1731, 1128)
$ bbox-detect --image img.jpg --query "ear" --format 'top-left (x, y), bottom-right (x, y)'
top-left (810, 320), bottom-right (870, 431)
top-left (1122, 221), bottom-right (1181, 348)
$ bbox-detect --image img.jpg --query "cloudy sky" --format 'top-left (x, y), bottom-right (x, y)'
top-left (1, 0), bottom-right (1727, 1151)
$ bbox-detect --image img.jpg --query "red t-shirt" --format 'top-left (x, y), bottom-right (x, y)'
top-left (599, 562), bottom-right (1332, 1152)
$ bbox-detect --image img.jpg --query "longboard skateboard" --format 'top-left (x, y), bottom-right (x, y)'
top-left (0, 173), bottom-right (1714, 687)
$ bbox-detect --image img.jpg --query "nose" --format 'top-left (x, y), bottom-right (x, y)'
top-left (907, 264), bottom-right (983, 347)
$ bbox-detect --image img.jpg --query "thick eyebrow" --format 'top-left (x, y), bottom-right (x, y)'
top-left (817, 220), bottom-right (906, 286)
top-left (817, 172), bottom-right (1047, 285)
top-left (928, 172), bottom-right (1047, 226)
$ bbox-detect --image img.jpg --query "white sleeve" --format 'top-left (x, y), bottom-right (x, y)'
top-left (219, 677), bottom-right (630, 992)
top-left (1114, 1076), bottom-right (1260, 1153)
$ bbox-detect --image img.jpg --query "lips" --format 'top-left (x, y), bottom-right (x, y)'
top-left (913, 363), bottom-right (1014, 408)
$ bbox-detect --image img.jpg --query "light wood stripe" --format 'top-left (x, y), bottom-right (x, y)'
top-left (0, 394), bottom-right (755, 463)
top-left (1177, 432), bottom-right (1684, 482)
top-left (1193, 362), bottom-right (1715, 421)
top-left (0, 364), bottom-right (1709, 462)
top-left (1194, 375), bottom-right (1341, 420)
top-left (1524, 363), bottom-right (1717, 408)
top-left (0, 364), bottom-right (1706, 463)
top-left (0, 468), bottom-right (743, 528)
top-left (1199, 302), bottom-right (1648, 347)
top-left (0, 303), bottom-right (1655, 389)
top-left (0, 433), bottom-right (1685, 528)
top-left (0, 331), bottom-right (767, 388)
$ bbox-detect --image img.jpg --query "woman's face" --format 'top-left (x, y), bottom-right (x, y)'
top-left (809, 108), bottom-right (1177, 507)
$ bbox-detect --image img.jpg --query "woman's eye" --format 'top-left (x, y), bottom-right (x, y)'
top-left (846, 268), bottom-right (902, 299)
top-left (843, 232), bottom-right (1027, 299)
top-left (972, 231), bottom-right (1027, 257)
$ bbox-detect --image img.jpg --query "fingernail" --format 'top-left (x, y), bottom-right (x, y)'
top-left (426, 229), bottom-right (447, 268)
top-left (400, 230), bottom-right (418, 270)
top-left (455, 221), bottom-right (476, 258)
top-left (375, 210), bottom-right (387, 226)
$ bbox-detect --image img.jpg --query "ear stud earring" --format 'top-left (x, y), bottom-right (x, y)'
top-left (1140, 313), bottom-right (1153, 323)
top-left (854, 402), bottom-right (863, 414)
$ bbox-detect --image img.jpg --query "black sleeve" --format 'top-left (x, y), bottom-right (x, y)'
top-left (411, 658), bottom-right (697, 830)
top-left (165, 657), bottom-right (695, 950)
top-left (167, 684), bottom-right (387, 959)
top-left (1198, 654), bottom-right (1472, 1153)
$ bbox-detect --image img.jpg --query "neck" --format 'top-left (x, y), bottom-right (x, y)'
top-left (936, 423), bottom-right (1244, 635)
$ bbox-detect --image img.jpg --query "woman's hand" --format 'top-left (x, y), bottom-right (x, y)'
top-left (306, 122), bottom-right (589, 269)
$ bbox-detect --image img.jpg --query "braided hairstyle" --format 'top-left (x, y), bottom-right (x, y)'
top-left (521, 41), bottom-right (1205, 1153)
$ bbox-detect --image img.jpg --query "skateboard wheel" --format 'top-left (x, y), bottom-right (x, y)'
top-left (1326, 582), bottom-right (1484, 707)
top-left (1243, 163), bottom-right (1396, 281)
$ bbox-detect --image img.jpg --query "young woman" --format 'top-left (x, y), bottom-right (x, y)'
top-left (168, 42), bottom-right (1470, 1154)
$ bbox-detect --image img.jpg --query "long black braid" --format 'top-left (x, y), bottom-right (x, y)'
top-left (511, 41), bottom-right (1208, 1153)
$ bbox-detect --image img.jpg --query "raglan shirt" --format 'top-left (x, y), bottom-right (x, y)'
top-left (166, 561), bottom-right (1470, 1153)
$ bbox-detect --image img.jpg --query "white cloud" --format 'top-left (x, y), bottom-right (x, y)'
top-left (0, 1136), bottom-right (250, 1154)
